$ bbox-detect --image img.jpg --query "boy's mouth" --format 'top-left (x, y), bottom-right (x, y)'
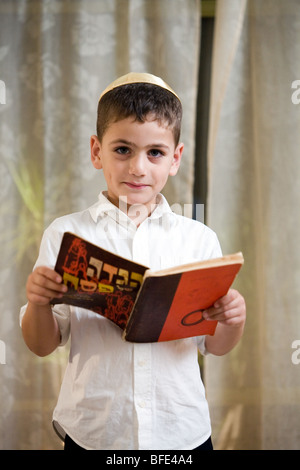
top-left (124, 182), bottom-right (149, 189)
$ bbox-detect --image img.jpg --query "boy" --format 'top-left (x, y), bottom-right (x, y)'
top-left (20, 73), bottom-right (246, 450)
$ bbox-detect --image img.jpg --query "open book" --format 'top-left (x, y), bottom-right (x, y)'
top-left (52, 232), bottom-right (244, 343)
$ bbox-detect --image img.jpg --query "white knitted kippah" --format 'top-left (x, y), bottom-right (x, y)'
top-left (99, 72), bottom-right (180, 101)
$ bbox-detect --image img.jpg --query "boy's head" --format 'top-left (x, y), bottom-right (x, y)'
top-left (96, 73), bottom-right (182, 145)
top-left (91, 73), bottom-right (184, 221)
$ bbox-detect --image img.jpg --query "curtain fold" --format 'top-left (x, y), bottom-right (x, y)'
top-left (206, 0), bottom-right (300, 450)
top-left (0, 0), bottom-right (201, 449)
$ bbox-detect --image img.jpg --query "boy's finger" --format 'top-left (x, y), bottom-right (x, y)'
top-left (213, 289), bottom-right (237, 308)
top-left (33, 273), bottom-right (61, 290)
top-left (35, 266), bottom-right (63, 284)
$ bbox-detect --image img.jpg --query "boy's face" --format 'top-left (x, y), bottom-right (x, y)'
top-left (91, 116), bottom-right (183, 218)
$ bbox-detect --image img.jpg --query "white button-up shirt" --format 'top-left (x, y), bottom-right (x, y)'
top-left (20, 192), bottom-right (222, 450)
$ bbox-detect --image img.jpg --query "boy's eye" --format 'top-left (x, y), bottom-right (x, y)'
top-left (115, 146), bottom-right (130, 155)
top-left (149, 149), bottom-right (163, 158)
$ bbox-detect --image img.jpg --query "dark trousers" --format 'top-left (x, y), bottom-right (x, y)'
top-left (64, 434), bottom-right (213, 451)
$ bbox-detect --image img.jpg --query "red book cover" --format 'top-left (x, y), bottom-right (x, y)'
top-left (159, 264), bottom-right (241, 341)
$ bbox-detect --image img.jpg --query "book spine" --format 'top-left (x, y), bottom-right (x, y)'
top-left (124, 274), bottom-right (181, 342)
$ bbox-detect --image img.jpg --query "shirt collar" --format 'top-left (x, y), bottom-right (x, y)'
top-left (88, 191), bottom-right (174, 224)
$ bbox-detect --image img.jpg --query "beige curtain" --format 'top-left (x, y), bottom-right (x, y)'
top-left (0, 0), bottom-right (201, 450)
top-left (206, 0), bottom-right (300, 450)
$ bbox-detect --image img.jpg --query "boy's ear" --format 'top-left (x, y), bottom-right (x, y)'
top-left (169, 142), bottom-right (184, 176)
top-left (90, 135), bottom-right (102, 169)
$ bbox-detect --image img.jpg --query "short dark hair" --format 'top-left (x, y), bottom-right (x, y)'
top-left (96, 83), bottom-right (182, 145)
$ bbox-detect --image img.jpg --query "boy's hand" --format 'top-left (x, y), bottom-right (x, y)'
top-left (204, 289), bottom-right (246, 355)
top-left (203, 289), bottom-right (246, 328)
top-left (26, 266), bottom-right (67, 306)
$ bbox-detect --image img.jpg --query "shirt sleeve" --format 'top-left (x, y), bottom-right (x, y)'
top-left (51, 304), bottom-right (71, 346)
top-left (193, 335), bottom-right (209, 356)
top-left (19, 223), bottom-right (71, 346)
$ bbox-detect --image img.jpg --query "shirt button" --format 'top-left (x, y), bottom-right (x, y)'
top-left (139, 400), bottom-right (146, 408)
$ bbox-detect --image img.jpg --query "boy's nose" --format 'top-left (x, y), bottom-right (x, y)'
top-left (129, 154), bottom-right (146, 176)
